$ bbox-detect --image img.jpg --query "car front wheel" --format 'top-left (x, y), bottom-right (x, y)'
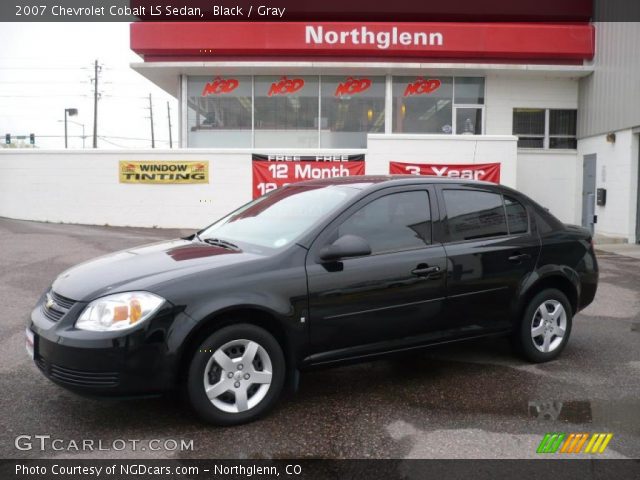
top-left (514, 288), bottom-right (573, 363)
top-left (186, 323), bottom-right (285, 425)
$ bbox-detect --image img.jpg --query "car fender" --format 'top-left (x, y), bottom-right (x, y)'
top-left (515, 265), bottom-right (581, 318)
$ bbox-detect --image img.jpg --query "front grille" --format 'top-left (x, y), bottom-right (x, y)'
top-left (41, 290), bottom-right (77, 323)
top-left (41, 304), bottom-right (64, 322)
top-left (50, 291), bottom-right (75, 310)
top-left (38, 359), bottom-right (120, 387)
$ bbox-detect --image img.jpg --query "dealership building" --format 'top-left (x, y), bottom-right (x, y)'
top-left (1, 6), bottom-right (639, 243)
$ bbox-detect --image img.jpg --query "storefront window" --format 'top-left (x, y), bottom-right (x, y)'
top-left (187, 76), bottom-right (252, 148)
top-left (456, 108), bottom-right (483, 135)
top-left (320, 76), bottom-right (385, 148)
top-left (454, 77), bottom-right (485, 104)
top-left (185, 75), bottom-right (488, 147)
top-left (393, 76), bottom-right (453, 134)
top-left (254, 76), bottom-right (319, 148)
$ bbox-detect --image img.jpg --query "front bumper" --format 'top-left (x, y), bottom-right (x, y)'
top-left (28, 294), bottom-right (189, 397)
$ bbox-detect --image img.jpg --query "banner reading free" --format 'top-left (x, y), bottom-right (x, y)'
top-left (119, 161), bottom-right (209, 184)
top-left (252, 154), bottom-right (365, 199)
top-left (389, 161), bottom-right (500, 183)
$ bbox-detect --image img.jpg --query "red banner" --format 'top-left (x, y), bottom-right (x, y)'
top-left (389, 161), bottom-right (501, 183)
top-left (252, 155), bottom-right (365, 198)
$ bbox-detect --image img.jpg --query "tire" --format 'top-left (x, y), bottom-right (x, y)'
top-left (513, 288), bottom-right (573, 363)
top-left (186, 323), bottom-right (285, 426)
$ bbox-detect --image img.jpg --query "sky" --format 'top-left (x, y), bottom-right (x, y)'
top-left (0, 23), bottom-right (177, 149)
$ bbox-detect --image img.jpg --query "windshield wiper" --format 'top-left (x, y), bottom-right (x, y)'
top-left (202, 237), bottom-right (240, 251)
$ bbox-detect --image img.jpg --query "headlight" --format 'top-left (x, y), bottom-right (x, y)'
top-left (75, 292), bottom-right (165, 332)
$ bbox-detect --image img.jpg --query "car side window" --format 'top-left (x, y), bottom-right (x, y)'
top-left (504, 196), bottom-right (529, 234)
top-left (443, 189), bottom-right (508, 242)
top-left (338, 191), bottom-right (432, 254)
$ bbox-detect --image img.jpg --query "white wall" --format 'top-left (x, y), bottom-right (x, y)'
top-left (578, 129), bottom-right (639, 242)
top-left (0, 136), bottom-right (515, 230)
top-left (367, 134), bottom-right (517, 187)
top-left (0, 150), bottom-right (253, 229)
top-left (516, 151), bottom-right (581, 224)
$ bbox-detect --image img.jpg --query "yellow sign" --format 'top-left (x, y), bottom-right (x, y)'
top-left (119, 161), bottom-right (209, 184)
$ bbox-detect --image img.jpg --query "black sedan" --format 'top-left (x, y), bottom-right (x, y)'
top-left (27, 176), bottom-right (598, 425)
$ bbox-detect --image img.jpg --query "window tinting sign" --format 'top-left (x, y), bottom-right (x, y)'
top-left (252, 154), bottom-right (365, 198)
top-left (201, 77), bottom-right (240, 96)
top-left (119, 161), bottom-right (209, 184)
top-left (390, 161), bottom-right (500, 183)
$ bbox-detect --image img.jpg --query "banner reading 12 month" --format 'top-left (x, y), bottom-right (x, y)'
top-left (389, 161), bottom-right (501, 183)
top-left (252, 154), bottom-right (365, 199)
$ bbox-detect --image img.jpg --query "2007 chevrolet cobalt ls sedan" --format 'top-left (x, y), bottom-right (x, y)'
top-left (27, 176), bottom-right (598, 425)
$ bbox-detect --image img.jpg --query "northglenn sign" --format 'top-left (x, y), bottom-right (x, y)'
top-left (131, 22), bottom-right (594, 62)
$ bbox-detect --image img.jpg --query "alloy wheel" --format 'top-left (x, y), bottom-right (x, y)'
top-left (531, 299), bottom-right (567, 353)
top-left (203, 339), bottom-right (273, 413)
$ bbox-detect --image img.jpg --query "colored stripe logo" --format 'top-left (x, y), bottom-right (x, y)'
top-left (537, 433), bottom-right (613, 454)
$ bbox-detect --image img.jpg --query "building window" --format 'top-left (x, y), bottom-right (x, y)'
top-left (549, 109), bottom-right (578, 149)
top-left (513, 108), bottom-right (577, 149)
top-left (187, 76), bottom-right (252, 148)
top-left (254, 76), bottom-right (319, 148)
top-left (393, 76), bottom-right (484, 135)
top-left (320, 76), bottom-right (385, 148)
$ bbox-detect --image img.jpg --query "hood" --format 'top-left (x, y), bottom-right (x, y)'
top-left (51, 239), bottom-right (264, 302)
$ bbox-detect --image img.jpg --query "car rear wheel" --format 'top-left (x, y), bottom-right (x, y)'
top-left (513, 288), bottom-right (573, 363)
top-left (186, 323), bottom-right (285, 425)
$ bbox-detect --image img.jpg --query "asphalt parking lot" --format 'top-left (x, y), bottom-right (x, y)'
top-left (1, 217), bottom-right (638, 459)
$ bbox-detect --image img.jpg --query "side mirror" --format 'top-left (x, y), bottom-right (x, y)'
top-left (319, 234), bottom-right (372, 262)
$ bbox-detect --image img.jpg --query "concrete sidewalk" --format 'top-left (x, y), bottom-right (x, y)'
top-left (596, 243), bottom-right (640, 259)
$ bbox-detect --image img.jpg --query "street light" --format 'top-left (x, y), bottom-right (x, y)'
top-left (64, 108), bottom-right (78, 149)
top-left (58, 118), bottom-right (86, 149)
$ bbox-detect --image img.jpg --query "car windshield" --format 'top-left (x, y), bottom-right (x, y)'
top-left (199, 184), bottom-right (361, 250)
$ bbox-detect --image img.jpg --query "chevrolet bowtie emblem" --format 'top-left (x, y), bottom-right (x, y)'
top-left (45, 294), bottom-right (57, 310)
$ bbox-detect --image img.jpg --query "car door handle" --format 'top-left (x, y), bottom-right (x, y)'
top-left (508, 253), bottom-right (531, 263)
top-left (411, 265), bottom-right (441, 277)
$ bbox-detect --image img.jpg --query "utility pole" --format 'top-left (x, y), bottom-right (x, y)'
top-left (92, 59), bottom-right (100, 148)
top-left (148, 93), bottom-right (155, 148)
top-left (167, 101), bottom-right (173, 148)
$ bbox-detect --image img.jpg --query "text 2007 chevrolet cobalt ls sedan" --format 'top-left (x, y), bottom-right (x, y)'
top-left (27, 176), bottom-right (598, 425)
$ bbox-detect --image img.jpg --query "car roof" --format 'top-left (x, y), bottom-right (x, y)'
top-left (291, 175), bottom-right (497, 190)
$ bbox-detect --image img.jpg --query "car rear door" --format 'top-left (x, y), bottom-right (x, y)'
top-left (436, 185), bottom-right (540, 333)
top-left (305, 186), bottom-right (448, 358)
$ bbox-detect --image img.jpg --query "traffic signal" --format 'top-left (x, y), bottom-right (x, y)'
top-left (4, 134), bottom-right (9, 145)
top-left (29, 133), bottom-right (35, 145)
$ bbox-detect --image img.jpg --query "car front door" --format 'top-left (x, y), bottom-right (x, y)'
top-left (305, 186), bottom-right (448, 360)
top-left (436, 186), bottom-right (540, 333)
